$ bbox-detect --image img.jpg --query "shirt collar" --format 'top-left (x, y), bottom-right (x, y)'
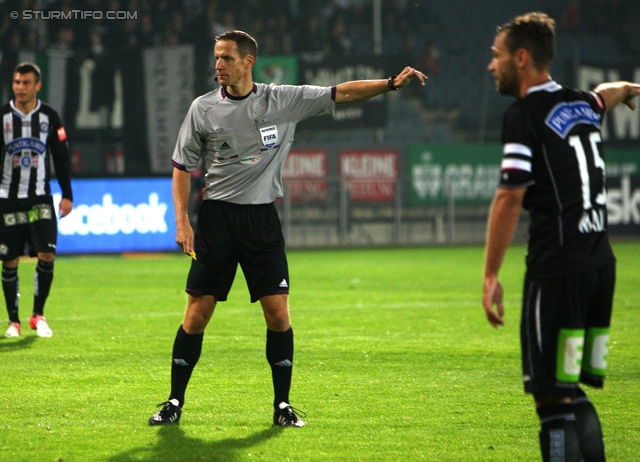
top-left (526, 80), bottom-right (562, 95)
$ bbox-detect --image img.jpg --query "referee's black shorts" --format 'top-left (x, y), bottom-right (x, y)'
top-left (520, 262), bottom-right (615, 398)
top-left (185, 200), bottom-right (290, 303)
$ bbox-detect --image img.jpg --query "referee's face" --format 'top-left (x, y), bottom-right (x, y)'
top-left (214, 40), bottom-right (252, 89)
top-left (488, 31), bottom-right (519, 98)
top-left (12, 72), bottom-right (41, 111)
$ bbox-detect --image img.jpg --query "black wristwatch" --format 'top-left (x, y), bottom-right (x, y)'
top-left (388, 75), bottom-right (399, 90)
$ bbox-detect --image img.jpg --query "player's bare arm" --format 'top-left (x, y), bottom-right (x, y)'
top-left (482, 186), bottom-right (526, 328)
top-left (334, 66), bottom-right (427, 104)
top-left (172, 168), bottom-right (194, 255)
top-left (58, 198), bottom-right (73, 217)
top-left (594, 81), bottom-right (640, 111)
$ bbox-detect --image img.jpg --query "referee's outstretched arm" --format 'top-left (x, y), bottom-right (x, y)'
top-left (334, 66), bottom-right (427, 104)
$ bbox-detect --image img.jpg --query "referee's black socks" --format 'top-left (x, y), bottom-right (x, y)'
top-left (266, 327), bottom-right (294, 409)
top-left (170, 325), bottom-right (203, 407)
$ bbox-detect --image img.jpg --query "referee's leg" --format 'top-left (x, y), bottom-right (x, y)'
top-left (148, 295), bottom-right (215, 425)
top-left (171, 295), bottom-right (215, 406)
top-left (261, 294), bottom-right (295, 407)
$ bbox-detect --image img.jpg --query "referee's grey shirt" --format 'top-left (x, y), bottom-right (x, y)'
top-left (172, 82), bottom-right (336, 204)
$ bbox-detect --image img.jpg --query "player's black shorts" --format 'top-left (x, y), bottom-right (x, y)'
top-left (0, 196), bottom-right (58, 260)
top-left (520, 263), bottom-right (615, 398)
top-left (186, 200), bottom-right (289, 303)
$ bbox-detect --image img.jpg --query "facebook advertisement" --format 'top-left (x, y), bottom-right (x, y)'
top-left (51, 178), bottom-right (177, 254)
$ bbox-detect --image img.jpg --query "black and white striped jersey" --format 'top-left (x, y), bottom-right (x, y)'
top-left (499, 80), bottom-right (615, 277)
top-left (1, 100), bottom-right (73, 201)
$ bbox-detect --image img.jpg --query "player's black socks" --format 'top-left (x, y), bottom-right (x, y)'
top-left (33, 259), bottom-right (54, 316)
top-left (537, 403), bottom-right (582, 462)
top-left (170, 325), bottom-right (203, 407)
top-left (2, 267), bottom-right (19, 323)
top-left (572, 388), bottom-right (605, 461)
top-left (266, 327), bottom-right (294, 408)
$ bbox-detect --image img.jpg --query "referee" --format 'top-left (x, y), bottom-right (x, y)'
top-left (482, 12), bottom-right (640, 461)
top-left (1, 62), bottom-right (73, 338)
top-left (149, 30), bottom-right (427, 427)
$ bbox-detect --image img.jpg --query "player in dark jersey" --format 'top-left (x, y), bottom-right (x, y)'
top-left (148, 30), bottom-right (427, 428)
top-left (482, 12), bottom-right (640, 462)
top-left (1, 62), bottom-right (74, 338)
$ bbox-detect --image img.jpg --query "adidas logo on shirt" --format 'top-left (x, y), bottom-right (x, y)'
top-left (219, 141), bottom-right (231, 150)
top-left (279, 279), bottom-right (288, 288)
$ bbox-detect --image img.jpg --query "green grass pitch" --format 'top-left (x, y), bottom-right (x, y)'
top-left (1, 242), bottom-right (638, 461)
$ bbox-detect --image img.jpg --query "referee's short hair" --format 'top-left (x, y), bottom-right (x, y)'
top-left (215, 30), bottom-right (258, 59)
top-left (14, 62), bottom-right (42, 83)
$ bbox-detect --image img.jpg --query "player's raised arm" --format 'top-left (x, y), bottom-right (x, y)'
top-left (593, 81), bottom-right (640, 111)
top-left (334, 66), bottom-right (427, 104)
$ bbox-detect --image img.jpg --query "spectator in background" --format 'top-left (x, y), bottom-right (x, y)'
top-left (138, 13), bottom-right (158, 48)
top-left (621, 11), bottom-right (640, 57)
top-left (161, 25), bottom-right (180, 46)
top-left (181, 0), bottom-right (204, 24)
top-left (151, 0), bottom-right (182, 33)
top-left (89, 26), bottom-right (106, 56)
top-left (295, 16), bottom-right (326, 60)
top-left (49, 26), bottom-right (75, 52)
top-left (120, 18), bottom-right (142, 51)
top-left (400, 34), bottom-right (420, 64)
top-left (85, 26), bottom-right (116, 120)
top-left (581, 0), bottom-right (610, 35)
top-left (22, 29), bottom-right (40, 53)
top-left (164, 8), bottom-right (188, 45)
top-left (263, 12), bottom-right (294, 55)
top-left (3, 29), bottom-right (24, 54)
top-left (210, 6), bottom-right (237, 39)
top-left (559, 0), bottom-right (581, 32)
top-left (245, 16), bottom-right (267, 55)
top-left (183, 1), bottom-right (211, 49)
top-left (381, 11), bottom-right (402, 55)
top-left (418, 40), bottom-right (442, 106)
top-left (46, 0), bottom-right (78, 47)
top-left (328, 14), bottom-right (352, 56)
top-left (420, 41), bottom-right (441, 76)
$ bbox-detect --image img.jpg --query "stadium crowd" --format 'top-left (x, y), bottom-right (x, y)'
top-left (1, 0), bottom-right (639, 59)
top-left (1, 0), bottom-right (441, 61)
top-left (1, 0), bottom-right (638, 122)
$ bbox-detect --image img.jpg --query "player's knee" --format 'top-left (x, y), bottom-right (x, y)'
top-left (37, 252), bottom-right (55, 263)
top-left (182, 314), bottom-right (209, 334)
top-left (262, 307), bottom-right (291, 332)
top-left (265, 316), bottom-right (290, 332)
top-left (183, 295), bottom-right (215, 333)
top-left (260, 295), bottom-right (289, 327)
top-left (3, 257), bottom-right (19, 269)
top-left (534, 394), bottom-right (572, 408)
